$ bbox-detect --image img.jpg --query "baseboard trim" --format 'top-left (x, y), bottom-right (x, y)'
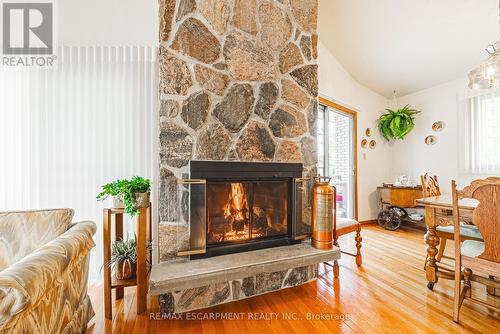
top-left (360, 219), bottom-right (377, 225)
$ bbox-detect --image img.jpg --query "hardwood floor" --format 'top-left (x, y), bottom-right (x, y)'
top-left (86, 225), bottom-right (500, 334)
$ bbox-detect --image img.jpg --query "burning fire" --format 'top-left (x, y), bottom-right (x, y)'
top-left (223, 183), bottom-right (248, 222)
top-left (208, 182), bottom-right (284, 243)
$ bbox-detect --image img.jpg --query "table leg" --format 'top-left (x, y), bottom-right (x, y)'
top-left (115, 213), bottom-right (124, 300)
top-left (424, 207), bottom-right (440, 289)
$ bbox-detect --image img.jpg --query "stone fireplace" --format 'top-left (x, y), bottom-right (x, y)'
top-left (151, 1), bottom-right (340, 314)
top-left (158, 0), bottom-right (319, 262)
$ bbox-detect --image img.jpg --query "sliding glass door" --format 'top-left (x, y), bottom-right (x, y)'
top-left (317, 102), bottom-right (357, 219)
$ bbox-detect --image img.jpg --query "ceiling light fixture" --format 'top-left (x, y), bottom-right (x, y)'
top-left (468, 0), bottom-right (500, 90)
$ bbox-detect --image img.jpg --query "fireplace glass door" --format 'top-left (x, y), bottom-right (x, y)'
top-left (206, 180), bottom-right (289, 245)
top-left (252, 181), bottom-right (288, 238)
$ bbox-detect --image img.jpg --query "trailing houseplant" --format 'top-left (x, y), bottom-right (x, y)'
top-left (97, 176), bottom-right (151, 216)
top-left (109, 236), bottom-right (137, 280)
top-left (378, 105), bottom-right (421, 140)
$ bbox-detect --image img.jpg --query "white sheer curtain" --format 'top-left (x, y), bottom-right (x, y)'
top-left (0, 46), bottom-right (158, 280)
top-left (460, 91), bottom-right (500, 174)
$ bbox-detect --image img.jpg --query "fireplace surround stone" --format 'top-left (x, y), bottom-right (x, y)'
top-left (158, 0), bottom-right (319, 261)
top-left (154, 0), bottom-right (320, 312)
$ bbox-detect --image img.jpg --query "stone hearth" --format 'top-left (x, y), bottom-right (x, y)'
top-left (158, 0), bottom-right (319, 261)
top-left (150, 243), bottom-right (340, 314)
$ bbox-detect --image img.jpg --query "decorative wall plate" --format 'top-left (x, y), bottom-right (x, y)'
top-left (361, 139), bottom-right (368, 148)
top-left (432, 121), bottom-right (445, 132)
top-left (369, 140), bottom-right (376, 149)
top-left (365, 128), bottom-right (371, 137)
top-left (425, 135), bottom-right (437, 145)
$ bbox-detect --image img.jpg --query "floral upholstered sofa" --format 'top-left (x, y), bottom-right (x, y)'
top-left (0, 209), bottom-right (96, 334)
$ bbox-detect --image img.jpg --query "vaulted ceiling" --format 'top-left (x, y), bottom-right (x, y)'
top-left (318, 0), bottom-right (499, 97)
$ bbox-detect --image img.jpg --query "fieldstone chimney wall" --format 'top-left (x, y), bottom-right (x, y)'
top-left (158, 0), bottom-right (319, 261)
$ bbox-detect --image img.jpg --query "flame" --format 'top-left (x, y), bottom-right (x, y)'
top-left (223, 183), bottom-right (248, 221)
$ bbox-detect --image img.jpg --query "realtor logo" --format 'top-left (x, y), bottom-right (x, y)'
top-left (1, 1), bottom-right (55, 67)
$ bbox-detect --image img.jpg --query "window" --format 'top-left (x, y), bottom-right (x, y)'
top-left (317, 102), bottom-right (356, 219)
top-left (462, 93), bottom-right (500, 174)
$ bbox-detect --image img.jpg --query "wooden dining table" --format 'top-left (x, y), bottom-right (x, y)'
top-left (415, 195), bottom-right (479, 290)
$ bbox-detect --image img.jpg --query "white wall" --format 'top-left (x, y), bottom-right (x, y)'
top-left (395, 78), bottom-right (497, 193)
top-left (58, 0), bottom-right (158, 45)
top-left (318, 41), bottom-right (393, 221)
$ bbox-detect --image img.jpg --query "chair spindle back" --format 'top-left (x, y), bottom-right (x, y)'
top-left (454, 177), bottom-right (500, 263)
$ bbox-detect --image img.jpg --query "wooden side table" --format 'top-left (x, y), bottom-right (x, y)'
top-left (103, 204), bottom-right (151, 319)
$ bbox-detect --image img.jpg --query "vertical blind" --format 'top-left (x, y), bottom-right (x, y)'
top-left (461, 91), bottom-right (500, 174)
top-left (0, 46), bottom-right (158, 280)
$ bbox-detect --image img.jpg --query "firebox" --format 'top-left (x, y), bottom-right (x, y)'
top-left (178, 161), bottom-right (310, 259)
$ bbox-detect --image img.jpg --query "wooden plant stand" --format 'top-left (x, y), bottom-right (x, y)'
top-left (103, 204), bottom-right (151, 319)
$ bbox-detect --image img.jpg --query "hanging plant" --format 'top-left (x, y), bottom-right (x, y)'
top-left (378, 105), bottom-right (421, 140)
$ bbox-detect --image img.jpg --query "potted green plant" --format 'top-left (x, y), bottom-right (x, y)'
top-left (97, 176), bottom-right (151, 216)
top-left (378, 105), bottom-right (421, 140)
top-left (109, 236), bottom-right (137, 280)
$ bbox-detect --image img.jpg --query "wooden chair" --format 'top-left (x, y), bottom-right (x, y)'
top-left (325, 186), bottom-right (362, 278)
top-left (421, 173), bottom-right (441, 197)
top-left (332, 215), bottom-right (362, 278)
top-left (421, 173), bottom-right (482, 262)
top-left (452, 177), bottom-right (500, 323)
